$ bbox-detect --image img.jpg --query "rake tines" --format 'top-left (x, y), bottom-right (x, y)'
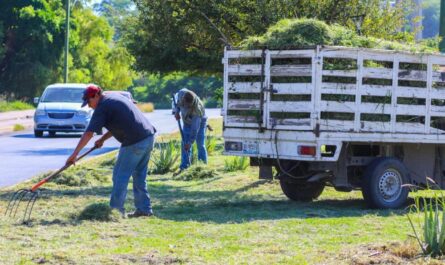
top-left (5, 189), bottom-right (40, 224)
top-left (4, 146), bottom-right (97, 224)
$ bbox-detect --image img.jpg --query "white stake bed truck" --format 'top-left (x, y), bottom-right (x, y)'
top-left (222, 46), bottom-right (445, 209)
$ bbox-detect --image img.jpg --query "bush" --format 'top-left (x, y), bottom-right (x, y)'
top-left (13, 124), bottom-right (25, 131)
top-left (0, 100), bottom-right (34, 112)
top-left (173, 162), bottom-right (217, 181)
top-left (151, 141), bottom-right (180, 174)
top-left (137, 102), bottom-right (155, 113)
top-left (78, 202), bottom-right (122, 222)
top-left (224, 156), bottom-right (249, 172)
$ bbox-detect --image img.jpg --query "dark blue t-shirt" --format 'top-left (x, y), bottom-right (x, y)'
top-left (87, 93), bottom-right (156, 146)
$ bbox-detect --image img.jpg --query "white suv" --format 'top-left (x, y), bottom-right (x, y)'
top-left (33, 83), bottom-right (93, 137)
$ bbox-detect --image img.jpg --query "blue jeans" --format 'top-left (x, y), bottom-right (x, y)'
top-left (110, 135), bottom-right (155, 214)
top-left (180, 120), bottom-right (207, 169)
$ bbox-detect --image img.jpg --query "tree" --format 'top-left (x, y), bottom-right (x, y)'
top-left (422, 0), bottom-right (440, 38)
top-left (124, 0), bottom-right (416, 74)
top-left (93, 0), bottom-right (136, 41)
top-left (0, 0), bottom-right (66, 99)
top-left (68, 8), bottom-right (135, 89)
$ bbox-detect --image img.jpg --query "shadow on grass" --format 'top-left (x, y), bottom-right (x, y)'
top-left (0, 186), bottom-right (112, 202)
top-left (0, 180), bottom-right (422, 225)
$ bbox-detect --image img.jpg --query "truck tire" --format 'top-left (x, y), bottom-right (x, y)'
top-left (49, 131), bottom-right (56, 137)
top-left (34, 130), bottom-right (43, 137)
top-left (362, 157), bottom-right (409, 209)
top-left (279, 180), bottom-right (325, 202)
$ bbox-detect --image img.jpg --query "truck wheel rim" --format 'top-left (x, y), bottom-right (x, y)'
top-left (378, 169), bottom-right (402, 203)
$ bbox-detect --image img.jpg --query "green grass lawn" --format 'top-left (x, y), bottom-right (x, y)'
top-left (0, 119), bottom-right (443, 264)
top-left (0, 101), bottom-right (34, 112)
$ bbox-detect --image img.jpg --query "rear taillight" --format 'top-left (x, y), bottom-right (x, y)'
top-left (298, 146), bottom-right (316, 156)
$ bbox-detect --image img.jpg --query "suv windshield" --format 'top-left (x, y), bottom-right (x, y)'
top-left (41, 88), bottom-right (84, 103)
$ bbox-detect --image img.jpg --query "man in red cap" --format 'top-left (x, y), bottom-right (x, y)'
top-left (66, 84), bottom-right (157, 218)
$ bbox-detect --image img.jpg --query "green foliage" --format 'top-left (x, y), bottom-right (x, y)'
top-left (224, 156), bottom-right (249, 172)
top-left (78, 202), bottom-right (122, 222)
top-left (205, 135), bottom-right (218, 156)
top-left (0, 101), bottom-right (34, 112)
top-left (0, 0), bottom-right (65, 99)
top-left (132, 72), bottom-right (222, 108)
top-left (69, 8), bottom-right (135, 89)
top-left (93, 0), bottom-right (136, 41)
top-left (0, 1), bottom-right (136, 100)
top-left (12, 124), bottom-right (25, 131)
top-left (422, 0), bottom-right (440, 38)
top-left (173, 162), bottom-right (217, 181)
top-left (126, 0), bottom-right (418, 73)
top-left (407, 193), bottom-right (445, 257)
top-left (151, 141), bottom-right (180, 174)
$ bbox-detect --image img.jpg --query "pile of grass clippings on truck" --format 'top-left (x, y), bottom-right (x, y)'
top-left (234, 19), bottom-right (440, 123)
top-left (240, 18), bottom-right (437, 53)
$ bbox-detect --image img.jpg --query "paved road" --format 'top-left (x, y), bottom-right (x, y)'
top-left (0, 109), bottom-right (221, 188)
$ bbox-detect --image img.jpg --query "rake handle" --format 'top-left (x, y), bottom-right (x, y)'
top-left (30, 146), bottom-right (97, 192)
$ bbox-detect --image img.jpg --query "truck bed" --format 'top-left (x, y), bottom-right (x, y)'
top-left (222, 46), bottom-right (445, 161)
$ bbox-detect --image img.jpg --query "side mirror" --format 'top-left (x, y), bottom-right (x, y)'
top-left (33, 97), bottom-right (40, 105)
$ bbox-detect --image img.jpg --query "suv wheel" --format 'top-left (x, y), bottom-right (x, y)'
top-left (34, 130), bottom-right (43, 137)
top-left (49, 131), bottom-right (56, 137)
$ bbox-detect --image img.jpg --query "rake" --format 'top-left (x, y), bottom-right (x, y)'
top-left (5, 146), bottom-right (97, 223)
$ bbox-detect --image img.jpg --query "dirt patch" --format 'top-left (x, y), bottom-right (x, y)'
top-left (334, 241), bottom-right (445, 265)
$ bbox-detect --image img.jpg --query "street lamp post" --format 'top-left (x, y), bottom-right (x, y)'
top-left (63, 0), bottom-right (70, 83)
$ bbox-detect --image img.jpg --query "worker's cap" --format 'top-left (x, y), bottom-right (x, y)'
top-left (81, 84), bottom-right (101, 107)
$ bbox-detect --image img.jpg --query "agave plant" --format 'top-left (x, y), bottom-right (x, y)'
top-left (406, 178), bottom-right (445, 257)
top-left (224, 156), bottom-right (249, 172)
top-left (205, 135), bottom-right (217, 155)
top-left (151, 141), bottom-right (179, 174)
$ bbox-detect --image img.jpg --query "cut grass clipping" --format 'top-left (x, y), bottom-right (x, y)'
top-left (78, 202), bottom-right (122, 222)
top-left (39, 164), bottom-right (110, 187)
top-left (173, 163), bottom-right (217, 181)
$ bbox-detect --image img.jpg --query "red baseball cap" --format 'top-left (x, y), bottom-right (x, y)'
top-left (82, 84), bottom-right (101, 107)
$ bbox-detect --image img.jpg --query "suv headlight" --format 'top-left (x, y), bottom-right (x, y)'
top-left (76, 110), bottom-right (90, 117)
top-left (35, 109), bottom-right (46, 116)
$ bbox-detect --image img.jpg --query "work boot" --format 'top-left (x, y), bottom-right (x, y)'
top-left (127, 210), bottom-right (153, 218)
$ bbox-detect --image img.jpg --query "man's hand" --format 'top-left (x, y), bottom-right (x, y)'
top-left (66, 153), bottom-right (77, 166)
top-left (175, 112), bottom-right (180, 121)
top-left (184, 143), bottom-right (191, 151)
top-left (95, 139), bottom-right (104, 148)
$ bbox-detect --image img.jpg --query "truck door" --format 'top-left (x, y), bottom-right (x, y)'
top-left (223, 48), bottom-right (267, 130)
top-left (264, 49), bottom-right (317, 131)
